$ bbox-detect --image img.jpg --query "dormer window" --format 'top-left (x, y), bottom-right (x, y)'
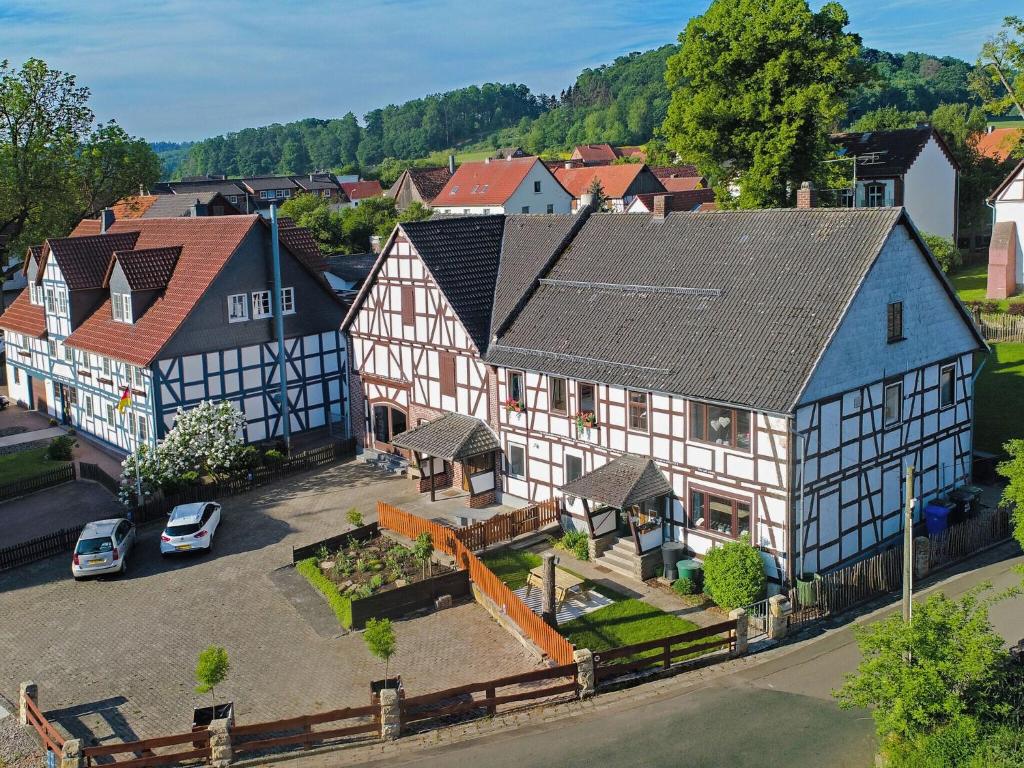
top-left (112, 293), bottom-right (133, 323)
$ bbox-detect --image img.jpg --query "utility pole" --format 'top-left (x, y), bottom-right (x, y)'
top-left (270, 205), bottom-right (291, 455)
top-left (902, 464), bottom-right (916, 623)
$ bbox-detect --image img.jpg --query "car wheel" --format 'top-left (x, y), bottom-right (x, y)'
top-left (120, 557), bottom-right (129, 576)
top-left (73, 575), bottom-right (83, 582)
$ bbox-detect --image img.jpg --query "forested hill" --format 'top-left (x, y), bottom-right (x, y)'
top-left (163, 45), bottom-right (978, 180)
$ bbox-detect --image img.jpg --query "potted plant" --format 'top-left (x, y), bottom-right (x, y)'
top-left (574, 410), bottom-right (596, 431)
top-left (365, 618), bottom-right (401, 697)
top-left (503, 397), bottom-right (524, 414)
top-left (192, 645), bottom-right (233, 740)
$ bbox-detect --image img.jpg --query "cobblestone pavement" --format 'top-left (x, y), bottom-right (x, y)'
top-left (0, 461), bottom-right (537, 748)
top-left (1, 481), bottom-right (125, 547)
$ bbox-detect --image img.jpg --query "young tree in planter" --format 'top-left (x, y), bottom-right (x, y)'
top-left (413, 532), bottom-right (434, 580)
top-left (194, 645), bottom-right (230, 704)
top-left (364, 618), bottom-right (397, 683)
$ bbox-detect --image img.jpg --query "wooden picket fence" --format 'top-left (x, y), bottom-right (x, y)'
top-left (592, 620), bottom-right (737, 683)
top-left (455, 499), bottom-right (561, 551)
top-left (83, 729), bottom-right (210, 768)
top-left (0, 463), bottom-right (75, 502)
top-left (974, 310), bottom-right (1024, 343)
top-left (0, 525), bottom-right (83, 572)
top-left (230, 704), bottom-right (379, 755)
top-left (377, 501), bottom-right (577, 665)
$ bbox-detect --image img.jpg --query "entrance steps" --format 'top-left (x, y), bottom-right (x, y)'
top-left (594, 536), bottom-right (643, 581)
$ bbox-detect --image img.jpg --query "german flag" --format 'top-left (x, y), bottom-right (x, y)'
top-left (117, 386), bottom-right (132, 414)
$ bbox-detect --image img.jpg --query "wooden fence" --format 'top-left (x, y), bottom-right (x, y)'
top-left (377, 502), bottom-right (577, 665)
top-left (23, 694), bottom-right (65, 756)
top-left (455, 499), bottom-right (561, 551)
top-left (83, 729), bottom-right (211, 768)
top-left (78, 461), bottom-right (121, 497)
top-left (401, 664), bottom-right (578, 731)
top-left (0, 525), bottom-right (83, 572)
top-left (974, 310), bottom-right (1024, 343)
top-left (592, 620), bottom-right (736, 683)
top-left (0, 463), bottom-right (75, 503)
top-left (230, 704), bottom-right (379, 755)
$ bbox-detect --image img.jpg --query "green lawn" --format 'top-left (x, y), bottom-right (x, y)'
top-left (559, 599), bottom-right (705, 656)
top-left (0, 446), bottom-right (68, 485)
top-left (949, 264), bottom-right (1011, 311)
top-left (481, 550), bottom-right (541, 589)
top-left (976, 342), bottom-right (1024, 454)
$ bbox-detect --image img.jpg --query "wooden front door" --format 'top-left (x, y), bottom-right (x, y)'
top-left (371, 403), bottom-right (408, 454)
top-left (31, 377), bottom-right (47, 414)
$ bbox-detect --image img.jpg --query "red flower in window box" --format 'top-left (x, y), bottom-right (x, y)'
top-left (575, 410), bottom-right (596, 430)
top-left (504, 398), bottom-right (524, 414)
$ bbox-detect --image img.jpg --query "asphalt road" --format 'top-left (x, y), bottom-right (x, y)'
top-left (355, 540), bottom-right (1024, 768)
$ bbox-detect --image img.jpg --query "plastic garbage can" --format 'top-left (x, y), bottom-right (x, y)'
top-left (661, 542), bottom-right (686, 581)
top-left (925, 499), bottom-right (955, 535)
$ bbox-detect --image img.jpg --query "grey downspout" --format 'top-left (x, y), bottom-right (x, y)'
top-left (968, 354), bottom-right (989, 483)
top-left (270, 205), bottom-right (291, 454)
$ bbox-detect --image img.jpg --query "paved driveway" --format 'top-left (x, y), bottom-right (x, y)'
top-left (0, 461), bottom-right (537, 747)
top-left (1, 481), bottom-right (125, 547)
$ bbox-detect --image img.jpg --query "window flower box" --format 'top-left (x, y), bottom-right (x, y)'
top-left (574, 410), bottom-right (596, 431)
top-left (504, 398), bottom-right (524, 414)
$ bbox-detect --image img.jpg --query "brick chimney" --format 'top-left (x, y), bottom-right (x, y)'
top-left (653, 194), bottom-right (673, 220)
top-left (796, 181), bottom-right (817, 209)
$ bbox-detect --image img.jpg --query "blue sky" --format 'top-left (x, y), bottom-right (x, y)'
top-left (0, 0), bottom-right (1010, 142)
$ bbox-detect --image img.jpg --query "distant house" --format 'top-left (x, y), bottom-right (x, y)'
top-left (977, 126), bottom-right (1022, 162)
top-left (386, 167), bottom-right (453, 211)
top-left (626, 189), bottom-right (716, 214)
top-left (294, 173), bottom-right (346, 201)
top-left (0, 214), bottom-right (348, 449)
top-left (109, 192), bottom-right (241, 220)
top-left (492, 147), bottom-right (527, 160)
top-left (151, 174), bottom-right (365, 215)
top-left (340, 180), bottom-right (384, 207)
top-left (649, 165), bottom-right (708, 193)
top-left (830, 127), bottom-right (960, 242)
top-left (554, 163), bottom-right (665, 212)
top-left (985, 158), bottom-right (1024, 299)
top-left (434, 156), bottom-right (572, 215)
top-left (571, 144), bottom-right (621, 166)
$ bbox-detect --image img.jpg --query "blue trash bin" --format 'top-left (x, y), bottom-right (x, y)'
top-left (924, 500), bottom-right (954, 535)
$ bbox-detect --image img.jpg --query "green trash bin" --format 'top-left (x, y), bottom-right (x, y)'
top-left (795, 573), bottom-right (820, 608)
top-left (676, 558), bottom-right (702, 587)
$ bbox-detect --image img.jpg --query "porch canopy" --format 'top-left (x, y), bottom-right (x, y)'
top-left (391, 411), bottom-right (500, 461)
top-left (559, 453), bottom-right (672, 509)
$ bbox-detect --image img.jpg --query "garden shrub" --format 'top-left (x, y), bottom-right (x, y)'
top-left (921, 232), bottom-right (962, 274)
top-left (557, 529), bottom-right (590, 560)
top-left (1008, 301), bottom-right (1024, 317)
top-left (296, 556), bottom-right (353, 628)
top-left (701, 535), bottom-right (766, 610)
top-left (46, 435), bottom-right (74, 461)
top-left (264, 448), bottom-right (285, 465)
top-left (180, 470), bottom-right (199, 484)
top-left (672, 576), bottom-right (697, 596)
top-left (983, 299), bottom-right (1001, 314)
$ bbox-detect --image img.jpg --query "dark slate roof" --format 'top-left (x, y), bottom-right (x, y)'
top-left (830, 127), bottom-right (957, 176)
top-left (390, 412), bottom-right (500, 460)
top-left (490, 213), bottom-right (583, 337)
top-left (400, 215), bottom-right (507, 352)
top-left (560, 454), bottom-right (672, 509)
top-left (485, 208), bottom-right (919, 414)
top-left (43, 232), bottom-right (141, 290)
top-left (111, 246), bottom-right (182, 291)
top-left (292, 174), bottom-right (340, 192)
top-left (154, 180), bottom-right (248, 198)
top-left (325, 253), bottom-right (376, 283)
top-left (406, 167), bottom-right (453, 202)
top-left (143, 192), bottom-right (236, 218)
top-left (241, 176), bottom-right (300, 192)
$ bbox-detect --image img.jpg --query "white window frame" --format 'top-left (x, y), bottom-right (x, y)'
top-left (132, 365), bottom-right (145, 388)
top-left (45, 288), bottom-right (54, 313)
top-left (63, 344), bottom-right (73, 363)
top-left (102, 356), bottom-right (111, 377)
top-left (865, 183), bottom-right (887, 207)
top-left (252, 290), bottom-right (272, 319)
top-left (47, 339), bottom-right (57, 358)
top-left (280, 287), bottom-right (295, 315)
top-left (106, 404), bottom-right (115, 426)
top-left (85, 395), bottom-right (93, 418)
top-left (507, 443), bottom-right (526, 479)
top-left (137, 414), bottom-right (148, 442)
top-left (228, 293), bottom-right (249, 323)
top-left (57, 289), bottom-right (68, 317)
top-left (883, 381), bottom-right (902, 426)
top-left (112, 293), bottom-right (133, 323)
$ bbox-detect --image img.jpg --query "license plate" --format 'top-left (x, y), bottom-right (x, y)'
top-left (89, 559), bottom-right (104, 565)
top-left (175, 544), bottom-right (191, 551)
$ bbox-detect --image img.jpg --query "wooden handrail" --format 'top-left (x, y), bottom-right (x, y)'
top-left (83, 730), bottom-right (209, 756)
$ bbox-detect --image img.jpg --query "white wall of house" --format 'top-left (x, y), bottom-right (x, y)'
top-left (5, 358), bottom-right (30, 404)
top-left (903, 136), bottom-right (957, 241)
top-left (993, 165), bottom-right (1024, 287)
top-left (435, 162), bottom-right (572, 216)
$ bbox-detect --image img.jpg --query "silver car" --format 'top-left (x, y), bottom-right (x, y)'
top-left (72, 518), bottom-right (135, 580)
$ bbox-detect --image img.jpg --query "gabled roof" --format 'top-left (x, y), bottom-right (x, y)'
top-left (988, 158), bottom-right (1024, 203)
top-left (153, 179), bottom-right (248, 198)
top-left (436, 157), bottom-right (544, 207)
top-left (292, 174), bottom-right (340, 192)
top-left (976, 127), bottom-right (1022, 162)
top-left (40, 232), bottom-right (142, 290)
top-left (0, 290), bottom-right (45, 337)
top-left (649, 165), bottom-right (700, 179)
top-left (69, 219), bottom-right (102, 237)
top-left (571, 144), bottom-right (620, 164)
top-left (109, 246), bottom-right (182, 291)
top-left (143, 191), bottom-right (239, 218)
top-left (553, 164), bottom-right (663, 199)
top-left (278, 220), bottom-right (327, 272)
top-left (390, 412), bottom-right (500, 460)
top-left (340, 180), bottom-right (383, 201)
top-left (241, 176), bottom-right (300, 193)
top-left (484, 208), bottom-right (983, 414)
top-left (325, 253), bottom-right (376, 284)
top-left (830, 126), bottom-right (959, 176)
top-left (23, 245), bottom-right (43, 275)
top-left (660, 176), bottom-right (703, 193)
top-left (111, 195), bottom-right (159, 219)
top-left (629, 188), bottom-right (716, 213)
top-left (560, 453), bottom-right (672, 509)
top-left (391, 167), bottom-right (452, 204)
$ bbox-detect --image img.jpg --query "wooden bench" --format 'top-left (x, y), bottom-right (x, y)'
top-left (524, 566), bottom-right (588, 607)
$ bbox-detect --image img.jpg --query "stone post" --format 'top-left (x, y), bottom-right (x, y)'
top-left (208, 718), bottom-right (233, 768)
top-left (379, 688), bottom-right (401, 741)
top-left (913, 536), bottom-right (930, 580)
top-left (18, 681), bottom-right (37, 726)
top-left (541, 552), bottom-right (557, 628)
top-left (60, 739), bottom-right (84, 768)
top-left (729, 608), bottom-right (748, 656)
top-left (767, 594), bottom-right (790, 641)
top-left (573, 648), bottom-right (595, 698)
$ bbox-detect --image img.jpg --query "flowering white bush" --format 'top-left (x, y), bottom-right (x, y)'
top-left (121, 400), bottom-right (246, 503)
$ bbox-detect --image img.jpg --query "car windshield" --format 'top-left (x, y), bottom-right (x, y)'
top-left (166, 522), bottom-right (202, 536)
top-left (76, 537), bottom-right (113, 555)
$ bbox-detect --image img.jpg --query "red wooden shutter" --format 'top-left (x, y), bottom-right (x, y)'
top-left (401, 285), bottom-right (415, 327)
top-left (440, 353), bottom-right (456, 397)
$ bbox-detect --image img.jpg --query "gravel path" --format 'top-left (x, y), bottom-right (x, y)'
top-left (0, 694), bottom-right (43, 768)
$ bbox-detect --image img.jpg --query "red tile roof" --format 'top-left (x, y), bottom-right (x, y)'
top-left (340, 180), bottom-right (384, 201)
top-left (553, 164), bottom-right (654, 199)
top-left (111, 195), bottom-right (159, 219)
top-left (110, 246), bottom-right (182, 290)
top-left (278, 221), bottom-right (327, 272)
top-left (571, 144), bottom-right (620, 164)
top-left (436, 157), bottom-right (542, 206)
top-left (660, 176), bottom-right (703, 192)
top-left (0, 290), bottom-right (46, 338)
top-left (69, 219), bottom-right (102, 237)
top-left (630, 188), bottom-right (717, 212)
top-left (976, 127), bottom-right (1022, 162)
top-left (40, 232), bottom-right (142, 290)
top-left (64, 216), bottom-right (261, 366)
top-left (649, 165), bottom-right (701, 179)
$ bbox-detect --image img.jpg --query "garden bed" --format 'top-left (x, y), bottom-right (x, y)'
top-left (296, 529), bottom-right (466, 629)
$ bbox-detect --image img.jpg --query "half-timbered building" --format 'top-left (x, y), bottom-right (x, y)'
top-left (1, 213), bottom-right (348, 454)
top-left (344, 205), bottom-right (985, 586)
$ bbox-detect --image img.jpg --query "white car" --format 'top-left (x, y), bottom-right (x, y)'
top-left (160, 502), bottom-right (222, 555)
top-left (72, 518), bottom-right (135, 579)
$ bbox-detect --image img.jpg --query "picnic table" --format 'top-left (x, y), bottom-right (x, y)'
top-left (524, 565), bottom-right (588, 607)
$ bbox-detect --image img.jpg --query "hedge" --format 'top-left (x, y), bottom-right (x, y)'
top-left (296, 556), bottom-right (353, 628)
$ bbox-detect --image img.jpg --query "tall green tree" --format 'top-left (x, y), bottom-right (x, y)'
top-left (998, 439), bottom-right (1024, 550)
top-left (973, 16), bottom-right (1024, 119)
top-left (0, 58), bottom-right (160, 265)
top-left (662, 0), bottom-right (864, 208)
